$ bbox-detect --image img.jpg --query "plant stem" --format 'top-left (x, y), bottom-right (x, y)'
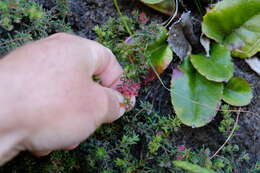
top-left (113, 0), bottom-right (133, 36)
top-left (209, 109), bottom-right (240, 160)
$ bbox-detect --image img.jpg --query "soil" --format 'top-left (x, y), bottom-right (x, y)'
top-left (1, 0), bottom-right (260, 172)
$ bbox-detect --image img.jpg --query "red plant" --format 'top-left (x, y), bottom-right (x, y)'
top-left (176, 145), bottom-right (185, 152)
top-left (139, 12), bottom-right (149, 23)
top-left (116, 78), bottom-right (141, 98)
top-left (177, 154), bottom-right (183, 160)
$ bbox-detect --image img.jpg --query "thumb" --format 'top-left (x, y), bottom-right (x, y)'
top-left (99, 86), bottom-right (126, 123)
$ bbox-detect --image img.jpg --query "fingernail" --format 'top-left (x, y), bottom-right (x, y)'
top-left (115, 92), bottom-right (126, 117)
top-left (128, 95), bottom-right (136, 111)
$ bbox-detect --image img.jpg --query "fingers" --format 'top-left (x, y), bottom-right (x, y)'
top-left (32, 150), bottom-right (52, 157)
top-left (93, 83), bottom-right (126, 123)
top-left (92, 47), bottom-right (124, 88)
top-left (44, 33), bottom-right (124, 88)
top-left (0, 131), bottom-right (27, 166)
top-left (0, 148), bottom-right (19, 166)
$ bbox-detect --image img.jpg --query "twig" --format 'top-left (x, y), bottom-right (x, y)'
top-left (163, 0), bottom-right (179, 27)
top-left (209, 109), bottom-right (241, 160)
top-left (113, 0), bottom-right (133, 35)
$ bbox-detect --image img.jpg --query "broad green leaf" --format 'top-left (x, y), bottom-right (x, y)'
top-left (202, 0), bottom-right (260, 58)
top-left (171, 57), bottom-right (223, 127)
top-left (245, 57), bottom-right (260, 76)
top-left (141, 0), bottom-right (164, 4)
top-left (148, 44), bottom-right (172, 73)
top-left (223, 77), bottom-right (253, 106)
top-left (190, 43), bottom-right (234, 82)
top-left (146, 27), bottom-right (173, 73)
top-left (140, 0), bottom-right (175, 16)
top-left (173, 161), bottom-right (217, 173)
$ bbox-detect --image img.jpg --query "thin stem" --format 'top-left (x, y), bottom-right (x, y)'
top-left (209, 109), bottom-right (240, 160)
top-left (163, 0), bottom-right (179, 27)
top-left (113, 0), bottom-right (133, 36)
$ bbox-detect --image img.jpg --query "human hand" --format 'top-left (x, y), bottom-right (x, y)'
top-left (0, 33), bottom-right (131, 165)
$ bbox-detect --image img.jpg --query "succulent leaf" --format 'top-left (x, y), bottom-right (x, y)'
top-left (171, 57), bottom-right (223, 127)
top-left (223, 77), bottom-right (253, 106)
top-left (190, 43), bottom-right (234, 82)
top-left (202, 0), bottom-right (260, 58)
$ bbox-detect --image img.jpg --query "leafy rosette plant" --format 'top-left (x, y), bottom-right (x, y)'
top-left (170, 0), bottom-right (256, 127)
top-left (202, 0), bottom-right (260, 58)
top-left (171, 47), bottom-right (253, 127)
top-left (171, 57), bottom-right (223, 127)
top-left (111, 0), bottom-right (254, 128)
top-left (145, 26), bottom-right (173, 74)
top-left (140, 0), bottom-right (175, 16)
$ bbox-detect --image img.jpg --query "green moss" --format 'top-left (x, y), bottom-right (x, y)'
top-left (0, 0), bottom-right (72, 54)
top-left (94, 13), bottom-right (165, 82)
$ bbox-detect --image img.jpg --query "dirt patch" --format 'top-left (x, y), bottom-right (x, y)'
top-left (233, 60), bottom-right (260, 162)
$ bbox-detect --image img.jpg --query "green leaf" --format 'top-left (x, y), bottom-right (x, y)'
top-left (190, 43), bottom-right (234, 82)
top-left (173, 161), bottom-right (217, 173)
top-left (146, 27), bottom-right (173, 73)
top-left (171, 57), bottom-right (223, 127)
top-left (223, 77), bottom-right (253, 106)
top-left (202, 0), bottom-right (260, 58)
top-left (140, 0), bottom-right (175, 16)
top-left (141, 0), bottom-right (164, 4)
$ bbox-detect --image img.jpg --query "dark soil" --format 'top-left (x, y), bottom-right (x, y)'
top-left (1, 0), bottom-right (259, 172)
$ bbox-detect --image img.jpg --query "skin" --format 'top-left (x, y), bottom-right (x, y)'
top-left (0, 33), bottom-right (131, 165)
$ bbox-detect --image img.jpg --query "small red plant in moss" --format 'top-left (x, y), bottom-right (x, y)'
top-left (116, 78), bottom-right (141, 98)
top-left (139, 12), bottom-right (149, 23)
top-left (177, 154), bottom-right (184, 160)
top-left (177, 145), bottom-right (185, 152)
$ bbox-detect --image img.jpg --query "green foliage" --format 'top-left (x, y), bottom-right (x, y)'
top-left (146, 26), bottom-right (173, 73)
top-left (141, 0), bottom-right (164, 3)
top-left (223, 77), bottom-right (253, 106)
top-left (148, 134), bottom-right (162, 154)
top-left (0, 0), bottom-right (72, 54)
top-left (49, 151), bottom-right (77, 172)
top-left (190, 43), bottom-right (234, 82)
top-left (173, 160), bottom-right (217, 173)
top-left (140, 0), bottom-right (175, 15)
top-left (169, 0), bottom-right (254, 128)
top-left (213, 144), bottom-right (252, 173)
top-left (219, 104), bottom-right (239, 137)
top-left (171, 57), bottom-right (223, 127)
top-left (0, 0), bottom-right (43, 31)
top-left (202, 0), bottom-right (260, 58)
top-left (171, 46), bottom-right (252, 127)
top-left (94, 13), bottom-right (168, 82)
top-left (251, 161), bottom-right (260, 172)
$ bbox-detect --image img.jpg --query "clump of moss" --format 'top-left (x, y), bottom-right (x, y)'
top-left (0, 0), bottom-right (71, 54)
top-left (94, 12), bottom-right (164, 83)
